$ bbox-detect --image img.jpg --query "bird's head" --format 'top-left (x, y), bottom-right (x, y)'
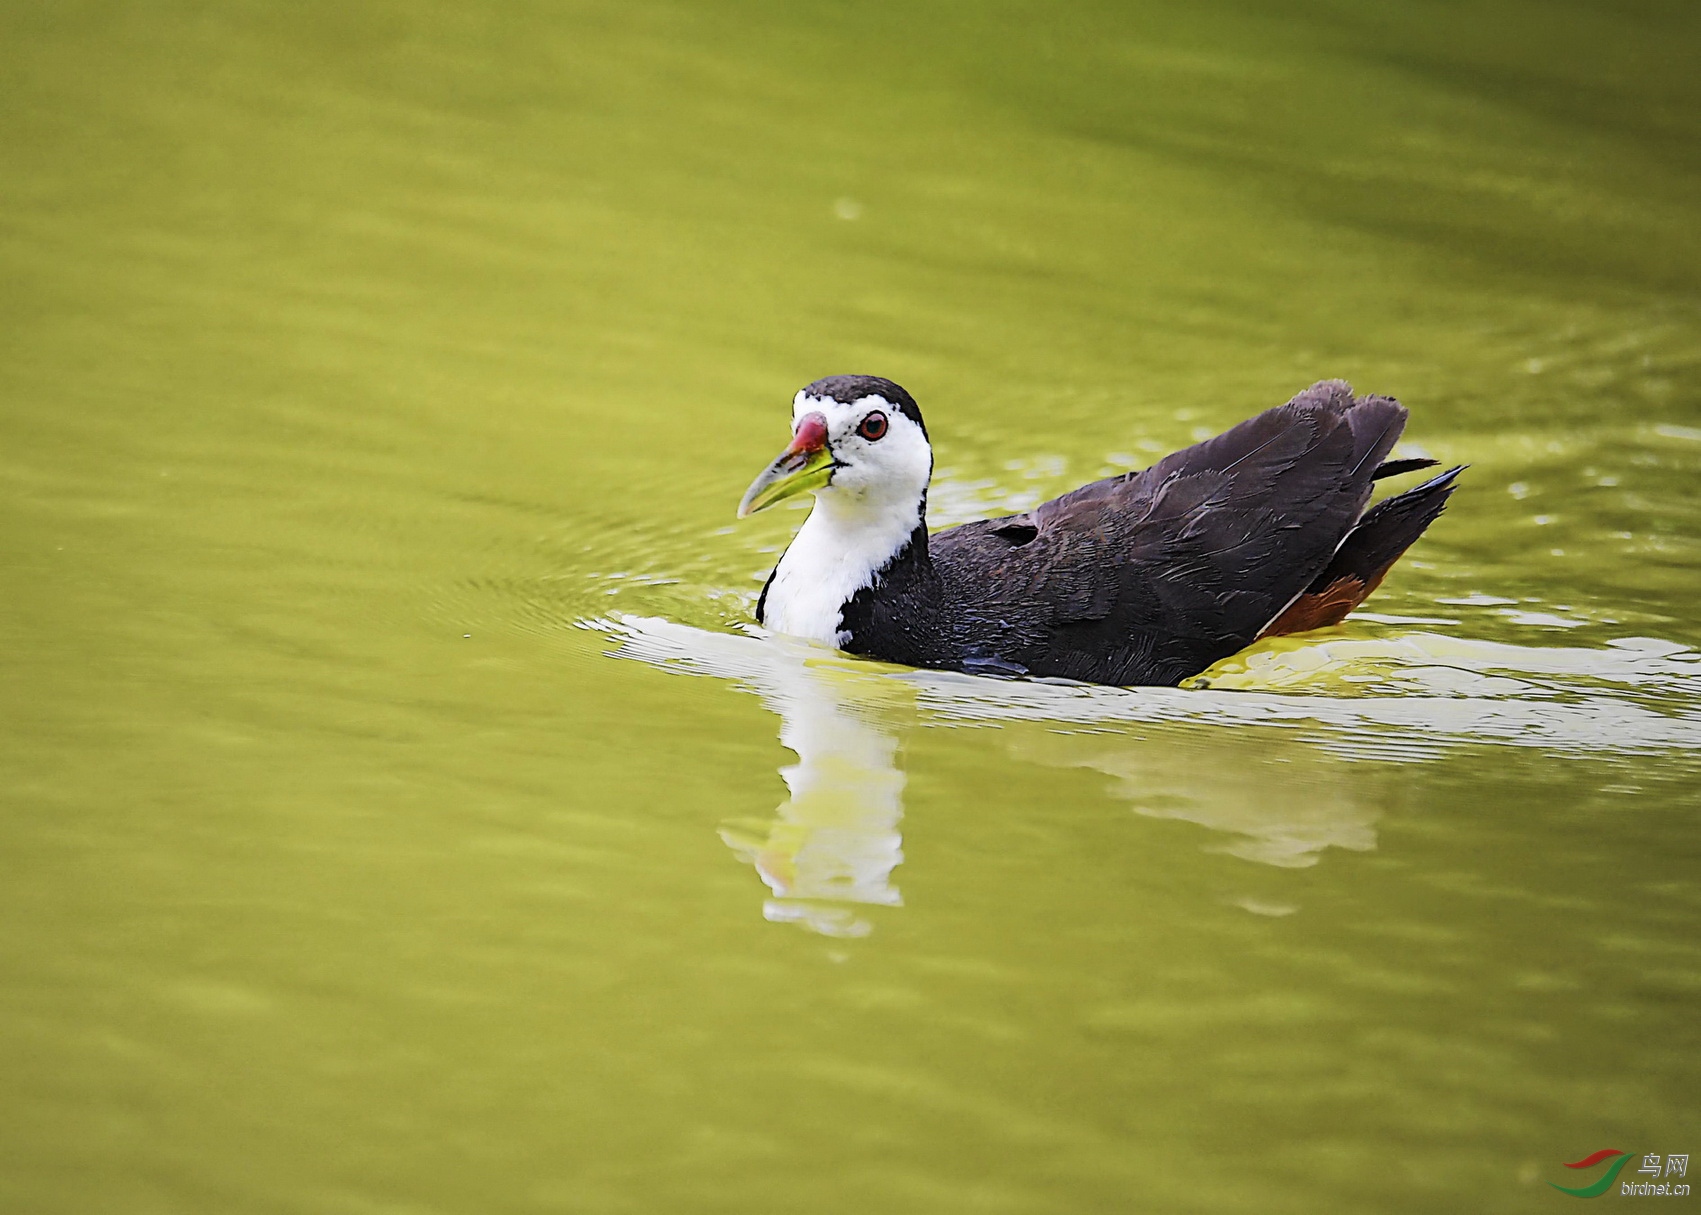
top-left (737, 375), bottom-right (932, 519)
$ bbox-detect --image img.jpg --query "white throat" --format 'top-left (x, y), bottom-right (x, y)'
top-left (763, 491), bottom-right (922, 648)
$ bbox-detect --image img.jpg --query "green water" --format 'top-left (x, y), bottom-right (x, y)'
top-left (3, 2), bottom-right (1699, 1210)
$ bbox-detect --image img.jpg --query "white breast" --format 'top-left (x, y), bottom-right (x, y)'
top-left (762, 494), bottom-right (919, 648)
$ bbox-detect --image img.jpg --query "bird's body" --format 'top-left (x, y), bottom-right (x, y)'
top-left (740, 376), bottom-right (1461, 688)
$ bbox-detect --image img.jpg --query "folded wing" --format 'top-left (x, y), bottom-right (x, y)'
top-left (932, 380), bottom-right (1408, 684)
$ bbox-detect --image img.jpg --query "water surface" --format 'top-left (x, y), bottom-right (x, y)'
top-left (2, 2), bottom-right (1699, 1211)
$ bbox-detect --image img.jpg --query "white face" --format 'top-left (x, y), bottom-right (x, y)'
top-left (791, 390), bottom-right (933, 512)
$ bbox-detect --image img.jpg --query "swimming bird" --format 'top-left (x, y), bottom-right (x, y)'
top-left (737, 375), bottom-right (1461, 687)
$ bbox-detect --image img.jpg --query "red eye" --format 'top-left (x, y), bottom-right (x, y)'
top-left (857, 411), bottom-right (888, 441)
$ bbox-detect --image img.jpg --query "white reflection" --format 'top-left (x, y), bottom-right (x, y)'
top-left (721, 663), bottom-right (906, 937)
top-left (593, 616), bottom-right (1701, 926)
top-left (605, 620), bottom-right (909, 937)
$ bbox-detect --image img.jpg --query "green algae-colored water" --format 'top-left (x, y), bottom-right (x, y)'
top-left (3, 2), bottom-right (1700, 1210)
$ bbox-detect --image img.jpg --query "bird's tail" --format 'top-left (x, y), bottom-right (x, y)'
top-left (1260, 465), bottom-right (1464, 637)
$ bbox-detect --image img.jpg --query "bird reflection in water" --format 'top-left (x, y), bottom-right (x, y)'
top-left (716, 657), bottom-right (909, 937)
top-left (596, 615), bottom-right (1701, 934)
top-left (1010, 725), bottom-right (1377, 870)
top-left (596, 616), bottom-right (914, 937)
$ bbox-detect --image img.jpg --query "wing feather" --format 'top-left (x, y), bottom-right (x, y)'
top-left (930, 381), bottom-right (1407, 684)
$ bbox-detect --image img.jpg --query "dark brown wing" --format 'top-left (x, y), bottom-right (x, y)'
top-left (930, 380), bottom-right (1406, 685)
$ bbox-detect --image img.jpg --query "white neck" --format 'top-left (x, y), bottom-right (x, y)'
top-left (762, 491), bottom-right (922, 648)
